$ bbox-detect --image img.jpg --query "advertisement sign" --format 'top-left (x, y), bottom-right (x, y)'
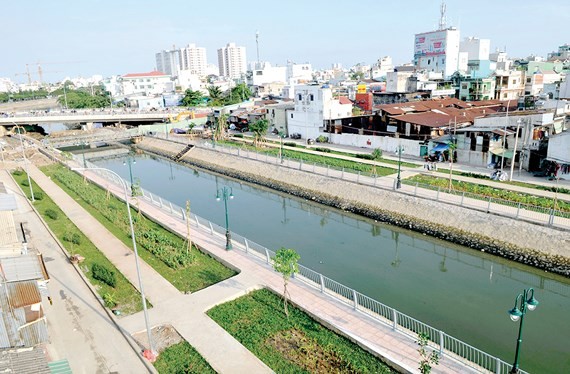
top-left (357, 84), bottom-right (367, 94)
top-left (414, 30), bottom-right (447, 57)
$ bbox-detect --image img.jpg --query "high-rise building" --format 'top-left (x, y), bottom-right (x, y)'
top-left (180, 44), bottom-right (207, 76)
top-left (413, 28), bottom-right (460, 79)
top-left (155, 49), bottom-right (180, 76)
top-left (217, 43), bottom-right (247, 79)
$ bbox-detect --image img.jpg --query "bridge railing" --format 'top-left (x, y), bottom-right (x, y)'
top-left (70, 153), bottom-right (526, 374)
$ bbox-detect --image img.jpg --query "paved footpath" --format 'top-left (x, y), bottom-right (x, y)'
top-left (29, 162), bottom-right (480, 374)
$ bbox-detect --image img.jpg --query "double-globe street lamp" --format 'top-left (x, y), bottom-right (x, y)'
top-left (72, 167), bottom-right (156, 359)
top-left (507, 288), bottom-right (539, 374)
top-left (12, 123), bottom-right (35, 201)
top-left (216, 186), bottom-right (234, 250)
top-left (279, 131), bottom-right (286, 164)
top-left (123, 155), bottom-right (137, 196)
top-left (395, 144), bottom-right (404, 189)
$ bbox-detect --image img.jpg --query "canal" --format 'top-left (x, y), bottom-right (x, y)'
top-left (92, 152), bottom-right (569, 374)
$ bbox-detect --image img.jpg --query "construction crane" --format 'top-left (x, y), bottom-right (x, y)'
top-left (27, 60), bottom-right (85, 84)
top-left (14, 64), bottom-right (32, 85)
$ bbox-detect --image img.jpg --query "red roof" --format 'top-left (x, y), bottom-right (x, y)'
top-left (123, 71), bottom-right (167, 78)
top-left (390, 112), bottom-right (453, 128)
top-left (339, 96), bottom-right (352, 105)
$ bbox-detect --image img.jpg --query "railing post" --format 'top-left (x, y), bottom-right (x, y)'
top-left (195, 215), bottom-right (199, 226)
top-left (299, 159), bottom-right (303, 170)
top-left (495, 357), bottom-right (501, 374)
top-left (327, 165), bottom-right (329, 176)
top-left (290, 263), bottom-right (295, 278)
top-left (436, 186), bottom-right (440, 200)
top-left (357, 170), bottom-right (360, 183)
top-left (374, 175), bottom-right (377, 186)
top-left (392, 308), bottom-right (398, 331)
top-left (487, 196), bottom-right (492, 212)
top-left (439, 330), bottom-right (444, 356)
top-left (415, 182), bottom-right (418, 196)
top-left (548, 209), bottom-right (554, 226)
top-left (319, 274), bottom-right (325, 293)
top-left (181, 208), bottom-right (186, 221)
top-left (237, 148), bottom-right (240, 156)
top-left (209, 222), bottom-right (214, 235)
top-left (244, 238), bottom-right (249, 254)
top-left (265, 249), bottom-right (271, 264)
top-left (169, 202), bottom-right (173, 213)
top-left (313, 162), bottom-right (316, 172)
top-left (516, 202), bottom-right (521, 219)
top-left (460, 191), bottom-right (465, 206)
top-left (352, 289), bottom-right (358, 310)
top-left (159, 197), bottom-right (164, 209)
top-left (149, 192), bottom-right (155, 204)
top-left (342, 167), bottom-right (344, 179)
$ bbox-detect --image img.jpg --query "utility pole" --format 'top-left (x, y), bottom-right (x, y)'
top-left (509, 119), bottom-right (522, 181)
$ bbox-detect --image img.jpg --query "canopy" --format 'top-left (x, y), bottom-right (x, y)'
top-left (490, 148), bottom-right (514, 159)
top-left (431, 143), bottom-right (449, 153)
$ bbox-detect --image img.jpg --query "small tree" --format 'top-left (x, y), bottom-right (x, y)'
top-left (249, 119), bottom-right (269, 148)
top-left (272, 247), bottom-right (300, 318)
top-left (417, 332), bottom-right (440, 374)
top-left (214, 113), bottom-right (228, 141)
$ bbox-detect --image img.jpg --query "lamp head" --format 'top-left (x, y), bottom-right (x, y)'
top-left (508, 307), bottom-right (522, 322)
top-left (526, 295), bottom-right (539, 311)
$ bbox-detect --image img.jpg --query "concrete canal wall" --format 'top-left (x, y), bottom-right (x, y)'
top-left (135, 137), bottom-right (570, 277)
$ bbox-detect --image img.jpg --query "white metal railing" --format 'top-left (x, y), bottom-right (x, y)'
top-left (183, 140), bottom-right (569, 231)
top-left (69, 154), bottom-right (527, 374)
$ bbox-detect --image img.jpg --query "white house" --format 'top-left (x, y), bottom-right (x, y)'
top-left (287, 84), bottom-right (352, 139)
top-left (119, 71), bottom-right (174, 96)
top-left (249, 62), bottom-right (287, 86)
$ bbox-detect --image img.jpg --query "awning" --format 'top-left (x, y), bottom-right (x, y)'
top-left (431, 143), bottom-right (449, 153)
top-left (490, 148), bottom-right (514, 159)
top-left (492, 129), bottom-right (515, 136)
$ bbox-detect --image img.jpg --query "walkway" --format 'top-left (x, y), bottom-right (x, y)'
top-left (27, 159), bottom-right (483, 373)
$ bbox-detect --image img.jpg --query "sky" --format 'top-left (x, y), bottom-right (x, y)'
top-left (3, 0), bottom-right (569, 83)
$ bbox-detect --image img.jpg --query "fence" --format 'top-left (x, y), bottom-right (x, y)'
top-left (71, 153), bottom-right (526, 374)
top-left (182, 139), bottom-right (569, 231)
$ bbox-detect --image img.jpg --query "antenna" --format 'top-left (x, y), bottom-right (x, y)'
top-left (255, 30), bottom-right (260, 64)
top-left (439, 0), bottom-right (447, 30)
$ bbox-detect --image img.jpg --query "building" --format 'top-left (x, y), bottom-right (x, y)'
top-left (249, 62), bottom-right (287, 86)
top-left (459, 77), bottom-right (496, 101)
top-left (155, 49), bottom-right (181, 77)
top-left (286, 61), bottom-right (313, 83)
top-left (179, 44), bottom-right (207, 76)
top-left (413, 27), bottom-right (461, 79)
top-left (265, 102), bottom-right (295, 135)
top-left (217, 43), bottom-right (247, 79)
top-left (119, 71), bottom-right (174, 97)
top-left (493, 70), bottom-right (525, 101)
top-left (287, 84), bottom-right (352, 139)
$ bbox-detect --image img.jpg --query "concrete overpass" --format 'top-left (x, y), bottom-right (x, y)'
top-left (0, 111), bottom-right (171, 126)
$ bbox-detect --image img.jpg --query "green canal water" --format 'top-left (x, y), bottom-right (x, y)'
top-left (92, 153), bottom-right (570, 373)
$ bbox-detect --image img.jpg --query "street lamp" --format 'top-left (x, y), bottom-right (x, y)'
top-left (80, 141), bottom-right (89, 168)
top-left (396, 145), bottom-right (404, 189)
top-left (279, 131), bottom-right (285, 164)
top-left (507, 288), bottom-right (539, 374)
top-left (72, 167), bottom-right (156, 359)
top-left (13, 124), bottom-right (35, 201)
top-left (216, 186), bottom-right (234, 250)
top-left (123, 155), bottom-right (136, 196)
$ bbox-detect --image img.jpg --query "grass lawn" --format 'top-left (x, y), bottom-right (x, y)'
top-left (220, 139), bottom-right (399, 177)
top-left (405, 174), bottom-right (570, 212)
top-left (12, 170), bottom-right (143, 314)
top-left (154, 342), bottom-right (215, 374)
top-left (41, 164), bottom-right (237, 293)
top-left (207, 288), bottom-right (394, 374)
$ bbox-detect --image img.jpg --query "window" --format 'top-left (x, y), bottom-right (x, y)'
top-left (256, 71), bottom-right (263, 75)
top-left (291, 113), bottom-right (294, 119)
top-left (527, 78), bottom-right (531, 83)
top-left (310, 94), bottom-right (314, 101)
top-left (297, 94), bottom-right (302, 101)
top-left (503, 93), bottom-right (507, 98)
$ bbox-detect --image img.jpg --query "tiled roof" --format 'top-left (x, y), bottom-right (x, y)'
top-left (390, 112), bottom-right (453, 128)
top-left (0, 347), bottom-right (50, 374)
top-left (339, 96), bottom-right (352, 105)
top-left (123, 71), bottom-right (167, 78)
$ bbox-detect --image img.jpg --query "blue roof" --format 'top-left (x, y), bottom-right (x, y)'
top-left (431, 143), bottom-right (449, 153)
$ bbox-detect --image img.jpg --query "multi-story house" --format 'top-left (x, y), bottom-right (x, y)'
top-left (155, 49), bottom-right (180, 77)
top-left (179, 44), bottom-right (207, 76)
top-left (119, 71), bottom-right (174, 96)
top-left (217, 43), bottom-right (247, 79)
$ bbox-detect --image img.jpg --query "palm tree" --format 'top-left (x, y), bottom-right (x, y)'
top-left (207, 86), bottom-right (223, 106)
top-left (249, 119), bottom-right (268, 147)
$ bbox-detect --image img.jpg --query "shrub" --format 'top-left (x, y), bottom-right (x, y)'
top-left (233, 133), bottom-right (244, 138)
top-left (315, 147), bottom-right (331, 153)
top-left (284, 142), bottom-right (297, 147)
top-left (33, 191), bottom-right (44, 200)
top-left (92, 263), bottom-right (116, 288)
top-left (12, 170), bottom-right (23, 176)
top-left (372, 148), bottom-right (383, 160)
top-left (45, 209), bottom-right (59, 220)
top-left (63, 232), bottom-right (81, 245)
top-left (102, 293), bottom-right (117, 308)
top-left (356, 154), bottom-right (374, 160)
top-left (316, 135), bottom-right (329, 143)
top-left (20, 179), bottom-right (29, 187)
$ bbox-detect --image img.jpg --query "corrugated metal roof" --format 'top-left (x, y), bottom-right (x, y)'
top-left (0, 211), bottom-right (21, 257)
top-left (7, 282), bottom-right (41, 308)
top-left (0, 195), bottom-right (18, 212)
top-left (0, 255), bottom-right (46, 283)
top-left (48, 359), bottom-right (72, 374)
top-left (0, 347), bottom-right (51, 374)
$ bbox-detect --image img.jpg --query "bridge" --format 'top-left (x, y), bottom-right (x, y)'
top-left (0, 111), bottom-right (171, 126)
top-left (43, 128), bottom-right (143, 148)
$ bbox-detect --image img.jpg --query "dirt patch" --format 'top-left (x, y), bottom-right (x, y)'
top-left (266, 328), bottom-right (354, 373)
top-left (132, 324), bottom-right (184, 354)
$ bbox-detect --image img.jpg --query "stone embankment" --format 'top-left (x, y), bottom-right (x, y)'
top-left (136, 137), bottom-right (570, 277)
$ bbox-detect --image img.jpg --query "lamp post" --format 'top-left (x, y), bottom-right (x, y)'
top-left (72, 167), bottom-right (156, 359)
top-left (507, 288), bottom-right (539, 374)
top-left (279, 131), bottom-right (285, 164)
top-left (81, 141), bottom-right (88, 168)
top-left (396, 144), bottom-right (404, 189)
top-left (509, 119), bottom-right (522, 181)
top-left (13, 124), bottom-right (35, 201)
top-left (216, 186), bottom-right (234, 250)
top-left (123, 155), bottom-right (136, 196)
top-left (500, 99), bottom-right (512, 174)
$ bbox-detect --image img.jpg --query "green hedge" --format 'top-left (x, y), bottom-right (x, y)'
top-left (92, 263), bottom-right (117, 288)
